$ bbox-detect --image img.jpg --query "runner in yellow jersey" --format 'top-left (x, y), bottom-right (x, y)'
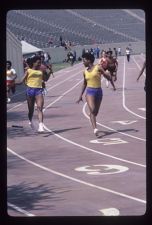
top-left (76, 52), bottom-right (114, 136)
top-left (21, 56), bottom-right (46, 132)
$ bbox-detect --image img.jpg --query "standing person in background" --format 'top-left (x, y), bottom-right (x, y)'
top-left (113, 48), bottom-right (118, 59)
top-left (96, 46), bottom-right (100, 59)
top-left (76, 52), bottom-right (113, 136)
top-left (73, 50), bottom-right (77, 63)
top-left (67, 51), bottom-right (74, 66)
top-left (137, 60), bottom-right (146, 91)
top-left (126, 47), bottom-right (131, 62)
top-left (82, 48), bottom-right (86, 57)
top-left (118, 47), bottom-right (121, 56)
top-left (6, 61), bottom-right (17, 103)
top-left (21, 56), bottom-right (47, 132)
top-left (59, 35), bottom-right (63, 46)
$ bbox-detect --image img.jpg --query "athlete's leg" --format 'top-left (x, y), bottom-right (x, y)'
top-left (35, 94), bottom-right (44, 132)
top-left (86, 95), bottom-right (96, 129)
top-left (110, 75), bottom-right (116, 90)
top-left (94, 96), bottom-right (102, 117)
top-left (7, 85), bottom-right (11, 102)
top-left (35, 94), bottom-right (44, 123)
top-left (113, 71), bottom-right (117, 82)
top-left (26, 95), bottom-right (35, 122)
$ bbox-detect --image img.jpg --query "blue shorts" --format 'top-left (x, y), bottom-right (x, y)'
top-left (86, 87), bottom-right (103, 99)
top-left (26, 87), bottom-right (43, 97)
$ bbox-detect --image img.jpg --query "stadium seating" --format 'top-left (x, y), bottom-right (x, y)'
top-left (6, 9), bottom-right (145, 48)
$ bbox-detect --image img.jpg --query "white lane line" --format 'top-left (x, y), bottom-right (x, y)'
top-left (46, 70), bottom-right (83, 92)
top-left (83, 103), bottom-right (145, 142)
top-left (123, 57), bottom-right (146, 119)
top-left (43, 79), bottom-right (83, 110)
top-left (41, 78), bottom-right (145, 166)
top-left (8, 202), bottom-right (35, 216)
top-left (7, 148), bottom-right (146, 204)
top-left (7, 103), bottom-right (23, 112)
top-left (43, 122), bottom-right (145, 167)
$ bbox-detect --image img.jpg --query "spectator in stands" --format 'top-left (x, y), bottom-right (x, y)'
top-left (76, 52), bottom-right (113, 136)
top-left (20, 56), bottom-right (48, 132)
top-left (113, 48), bottom-right (118, 59)
top-left (126, 47), bottom-right (131, 62)
top-left (137, 60), bottom-right (146, 91)
top-left (6, 61), bottom-right (17, 103)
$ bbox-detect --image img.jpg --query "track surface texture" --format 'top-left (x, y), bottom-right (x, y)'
top-left (7, 54), bottom-right (146, 217)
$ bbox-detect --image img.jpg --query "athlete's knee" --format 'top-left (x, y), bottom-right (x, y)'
top-left (90, 108), bottom-right (98, 116)
top-left (37, 106), bottom-right (43, 112)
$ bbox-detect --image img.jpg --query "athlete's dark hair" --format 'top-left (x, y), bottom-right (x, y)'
top-left (6, 60), bottom-right (12, 66)
top-left (30, 56), bottom-right (41, 65)
top-left (82, 52), bottom-right (95, 63)
top-left (26, 58), bottom-right (32, 68)
top-left (106, 50), bottom-right (113, 55)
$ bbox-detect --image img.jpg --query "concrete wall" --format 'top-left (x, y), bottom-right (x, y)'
top-left (7, 29), bottom-right (24, 82)
top-left (43, 41), bottom-right (146, 63)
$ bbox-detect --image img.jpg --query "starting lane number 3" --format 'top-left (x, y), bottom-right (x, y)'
top-left (75, 165), bottom-right (129, 175)
top-left (90, 138), bottom-right (128, 145)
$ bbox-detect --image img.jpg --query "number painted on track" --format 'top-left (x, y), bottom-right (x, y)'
top-left (99, 208), bottom-right (120, 216)
top-left (111, 120), bottom-right (137, 125)
top-left (90, 138), bottom-right (128, 145)
top-left (75, 164), bottom-right (129, 175)
top-left (138, 108), bottom-right (146, 111)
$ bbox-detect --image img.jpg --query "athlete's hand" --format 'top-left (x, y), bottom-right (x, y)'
top-left (76, 97), bottom-right (83, 104)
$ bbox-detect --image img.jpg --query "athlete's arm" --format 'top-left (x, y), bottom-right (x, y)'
top-left (76, 72), bottom-right (87, 103)
top-left (98, 65), bottom-right (111, 80)
top-left (20, 70), bottom-right (29, 84)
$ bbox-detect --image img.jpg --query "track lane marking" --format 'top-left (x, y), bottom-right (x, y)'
top-left (8, 202), bottom-right (35, 216)
top-left (83, 103), bottom-right (145, 142)
top-left (123, 56), bottom-right (146, 119)
top-left (7, 148), bottom-right (146, 204)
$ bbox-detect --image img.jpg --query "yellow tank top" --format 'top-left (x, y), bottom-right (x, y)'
top-left (84, 65), bottom-right (102, 88)
top-left (26, 68), bottom-right (43, 88)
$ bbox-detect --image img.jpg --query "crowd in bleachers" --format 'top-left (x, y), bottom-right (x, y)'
top-left (7, 9), bottom-right (145, 48)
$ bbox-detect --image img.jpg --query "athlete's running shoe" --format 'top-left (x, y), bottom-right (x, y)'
top-left (38, 122), bottom-right (44, 132)
top-left (29, 121), bottom-right (35, 130)
top-left (7, 98), bottom-right (11, 103)
top-left (94, 128), bottom-right (99, 136)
